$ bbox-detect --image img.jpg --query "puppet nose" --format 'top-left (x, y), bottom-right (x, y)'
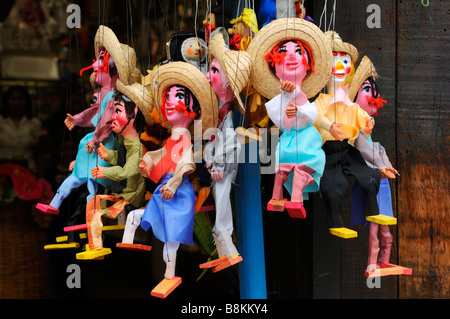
top-left (335, 61), bottom-right (344, 71)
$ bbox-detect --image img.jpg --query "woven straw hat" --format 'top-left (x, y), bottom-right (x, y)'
top-left (324, 31), bottom-right (359, 63)
top-left (348, 55), bottom-right (377, 101)
top-left (208, 32), bottom-right (252, 114)
top-left (94, 25), bottom-right (137, 85)
top-left (149, 61), bottom-right (218, 138)
top-left (116, 79), bottom-right (154, 125)
top-left (247, 18), bottom-right (333, 100)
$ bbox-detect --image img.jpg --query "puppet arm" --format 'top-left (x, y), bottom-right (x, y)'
top-left (87, 99), bottom-right (115, 149)
top-left (164, 145), bottom-right (196, 195)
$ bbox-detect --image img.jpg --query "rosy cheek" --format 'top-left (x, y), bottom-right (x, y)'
top-left (187, 48), bottom-right (194, 55)
top-left (331, 66), bottom-right (336, 73)
top-left (345, 66), bottom-right (352, 74)
top-left (211, 77), bottom-right (218, 84)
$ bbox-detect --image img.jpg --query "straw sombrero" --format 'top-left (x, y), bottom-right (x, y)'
top-left (94, 25), bottom-right (137, 85)
top-left (149, 61), bottom-right (218, 139)
top-left (348, 56), bottom-right (377, 101)
top-left (208, 32), bottom-right (252, 114)
top-left (116, 79), bottom-right (155, 125)
top-left (324, 31), bottom-right (359, 63)
top-left (247, 18), bottom-right (333, 100)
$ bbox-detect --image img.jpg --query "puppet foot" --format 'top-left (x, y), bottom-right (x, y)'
top-left (116, 243), bottom-right (152, 251)
top-left (199, 255), bottom-right (228, 269)
top-left (366, 214), bottom-right (397, 225)
top-left (36, 203), bottom-right (59, 215)
top-left (365, 262), bottom-right (413, 278)
top-left (285, 201), bottom-right (307, 219)
top-left (44, 242), bottom-right (80, 250)
top-left (267, 198), bottom-right (287, 212)
top-left (212, 254), bottom-right (243, 273)
top-left (151, 277), bottom-right (182, 299)
top-left (76, 247), bottom-right (111, 260)
top-left (329, 227), bottom-right (358, 239)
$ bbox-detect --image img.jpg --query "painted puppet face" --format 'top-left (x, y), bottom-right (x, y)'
top-left (111, 100), bottom-right (133, 134)
top-left (205, 58), bottom-right (234, 101)
top-left (329, 51), bottom-right (352, 87)
top-left (183, 38), bottom-right (206, 63)
top-left (164, 85), bottom-right (195, 128)
top-left (92, 49), bottom-right (114, 88)
top-left (356, 79), bottom-right (377, 116)
top-left (274, 41), bottom-right (309, 85)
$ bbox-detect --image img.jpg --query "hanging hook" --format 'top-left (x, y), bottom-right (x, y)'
top-left (421, 0), bottom-right (430, 7)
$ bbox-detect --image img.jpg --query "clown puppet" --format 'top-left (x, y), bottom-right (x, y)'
top-left (199, 32), bottom-right (251, 272)
top-left (313, 31), bottom-right (397, 238)
top-left (137, 61), bottom-right (218, 298)
top-left (348, 56), bottom-right (410, 277)
top-left (75, 80), bottom-right (149, 260)
top-left (247, 17), bottom-right (332, 218)
top-left (36, 26), bottom-right (137, 218)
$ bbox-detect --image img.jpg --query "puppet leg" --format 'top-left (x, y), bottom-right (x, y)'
top-left (267, 163), bottom-right (292, 211)
top-left (367, 222), bottom-right (380, 271)
top-left (378, 225), bottom-right (393, 264)
top-left (212, 177), bottom-right (234, 235)
top-left (285, 164), bottom-right (314, 218)
top-left (163, 241), bottom-right (180, 279)
top-left (121, 209), bottom-right (144, 243)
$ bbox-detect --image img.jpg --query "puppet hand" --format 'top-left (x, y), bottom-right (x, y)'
top-left (286, 102), bottom-right (298, 119)
top-left (211, 169), bottom-right (224, 181)
top-left (329, 122), bottom-right (345, 141)
top-left (85, 142), bottom-right (95, 154)
top-left (91, 166), bottom-right (104, 179)
top-left (139, 158), bottom-right (151, 177)
top-left (69, 160), bottom-right (75, 171)
top-left (97, 143), bottom-right (108, 160)
top-left (160, 185), bottom-right (174, 200)
top-left (362, 118), bottom-right (374, 137)
top-left (64, 114), bottom-right (75, 131)
top-left (380, 166), bottom-right (398, 179)
top-left (280, 80), bottom-right (296, 93)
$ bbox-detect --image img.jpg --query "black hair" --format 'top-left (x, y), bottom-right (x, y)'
top-left (114, 92), bottom-right (146, 133)
top-left (176, 85), bottom-right (201, 118)
top-left (353, 77), bottom-right (380, 102)
top-left (100, 47), bottom-right (118, 78)
top-left (1, 85), bottom-right (32, 119)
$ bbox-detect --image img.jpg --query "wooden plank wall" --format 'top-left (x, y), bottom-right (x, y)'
top-left (305, 0), bottom-right (449, 299)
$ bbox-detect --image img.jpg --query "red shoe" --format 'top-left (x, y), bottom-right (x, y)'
top-left (36, 203), bottom-right (59, 215)
top-left (267, 198), bottom-right (287, 212)
top-left (285, 201), bottom-right (306, 219)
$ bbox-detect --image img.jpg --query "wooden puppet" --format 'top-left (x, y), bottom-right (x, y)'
top-left (199, 32), bottom-right (251, 271)
top-left (246, 17), bottom-right (332, 218)
top-left (134, 61), bottom-right (218, 298)
top-left (313, 31), bottom-right (397, 238)
top-left (202, 1), bottom-right (232, 43)
top-left (36, 25), bottom-right (137, 216)
top-left (76, 80), bottom-right (148, 260)
top-left (166, 30), bottom-right (208, 74)
top-left (348, 56), bottom-right (411, 277)
top-left (228, 8), bottom-right (258, 51)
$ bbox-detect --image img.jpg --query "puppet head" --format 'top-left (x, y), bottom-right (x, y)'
top-left (324, 31), bottom-right (358, 92)
top-left (203, 2), bottom-right (232, 42)
top-left (207, 32), bottom-right (252, 113)
top-left (247, 17), bottom-right (332, 100)
top-left (349, 56), bottom-right (386, 117)
top-left (167, 30), bottom-right (208, 74)
top-left (228, 8), bottom-right (258, 50)
top-left (149, 61), bottom-right (218, 138)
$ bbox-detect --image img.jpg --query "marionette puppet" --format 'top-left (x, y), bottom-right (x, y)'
top-left (313, 31), bottom-right (397, 238)
top-left (228, 8), bottom-right (258, 51)
top-left (246, 17), bottom-right (332, 218)
top-left (36, 25), bottom-right (137, 217)
top-left (348, 56), bottom-right (411, 277)
top-left (135, 61), bottom-right (218, 298)
top-left (202, 1), bottom-right (232, 43)
top-left (166, 30), bottom-right (208, 74)
top-left (75, 80), bottom-right (149, 260)
top-left (199, 32), bottom-right (251, 272)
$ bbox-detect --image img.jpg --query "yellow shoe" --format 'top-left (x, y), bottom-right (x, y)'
top-left (329, 227), bottom-right (358, 238)
top-left (366, 214), bottom-right (397, 225)
top-left (76, 247), bottom-right (112, 260)
top-left (44, 242), bottom-right (80, 250)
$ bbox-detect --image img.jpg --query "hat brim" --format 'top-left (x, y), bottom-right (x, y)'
top-left (247, 18), bottom-right (333, 100)
top-left (116, 80), bottom-right (155, 125)
top-left (208, 33), bottom-right (252, 114)
top-left (348, 56), bottom-right (377, 101)
top-left (150, 61), bottom-right (218, 139)
top-left (324, 31), bottom-right (359, 63)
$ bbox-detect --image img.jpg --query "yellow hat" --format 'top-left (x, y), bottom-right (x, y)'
top-left (230, 8), bottom-right (259, 35)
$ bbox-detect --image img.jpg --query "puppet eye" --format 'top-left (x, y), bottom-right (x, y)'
top-left (175, 93), bottom-right (185, 100)
top-left (115, 107), bottom-right (121, 115)
top-left (211, 66), bottom-right (219, 74)
top-left (343, 59), bottom-right (349, 64)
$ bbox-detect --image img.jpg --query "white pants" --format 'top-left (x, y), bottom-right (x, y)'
top-left (121, 208), bottom-right (144, 243)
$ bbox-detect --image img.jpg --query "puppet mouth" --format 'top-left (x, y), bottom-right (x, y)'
top-left (285, 62), bottom-right (298, 70)
top-left (166, 107), bottom-right (175, 115)
top-left (332, 72), bottom-right (346, 77)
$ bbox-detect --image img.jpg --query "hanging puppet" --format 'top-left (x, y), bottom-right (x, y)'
top-left (348, 56), bottom-right (411, 277)
top-left (36, 25), bottom-right (137, 218)
top-left (166, 30), bottom-right (208, 74)
top-left (246, 17), bottom-right (332, 218)
top-left (228, 8), bottom-right (258, 51)
top-left (313, 31), bottom-right (397, 238)
top-left (75, 80), bottom-right (149, 260)
top-left (202, 1), bottom-right (232, 43)
top-left (199, 32), bottom-right (251, 271)
top-left (135, 61), bottom-right (218, 298)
